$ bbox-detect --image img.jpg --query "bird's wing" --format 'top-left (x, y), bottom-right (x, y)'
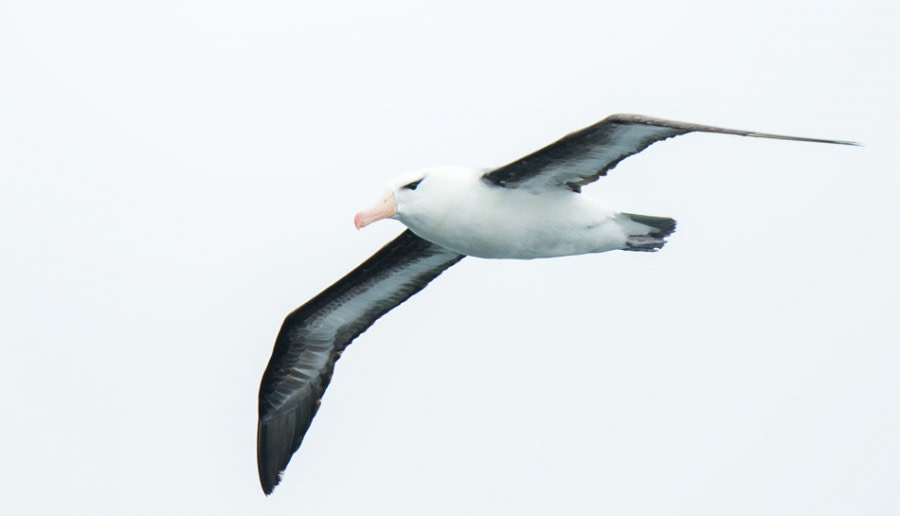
top-left (481, 113), bottom-right (858, 192)
top-left (257, 229), bottom-right (464, 494)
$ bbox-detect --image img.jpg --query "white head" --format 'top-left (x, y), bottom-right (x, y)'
top-left (353, 166), bottom-right (478, 230)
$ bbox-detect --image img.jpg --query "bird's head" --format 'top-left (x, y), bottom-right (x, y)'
top-left (354, 166), bottom-right (475, 230)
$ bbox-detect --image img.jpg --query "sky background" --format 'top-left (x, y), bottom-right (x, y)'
top-left (2, 1), bottom-right (898, 514)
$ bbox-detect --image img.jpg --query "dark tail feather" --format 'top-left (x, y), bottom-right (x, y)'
top-left (622, 213), bottom-right (677, 252)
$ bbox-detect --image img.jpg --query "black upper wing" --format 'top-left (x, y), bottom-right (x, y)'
top-left (257, 230), bottom-right (464, 494)
top-left (482, 114), bottom-right (858, 192)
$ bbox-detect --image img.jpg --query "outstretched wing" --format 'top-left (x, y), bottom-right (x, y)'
top-left (257, 230), bottom-right (464, 494)
top-left (482, 113), bottom-right (858, 192)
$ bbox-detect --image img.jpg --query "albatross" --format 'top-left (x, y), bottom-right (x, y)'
top-left (257, 114), bottom-right (856, 494)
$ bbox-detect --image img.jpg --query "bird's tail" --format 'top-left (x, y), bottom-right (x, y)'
top-left (621, 213), bottom-right (677, 252)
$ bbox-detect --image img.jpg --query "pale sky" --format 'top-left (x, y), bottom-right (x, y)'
top-left (2, 1), bottom-right (898, 515)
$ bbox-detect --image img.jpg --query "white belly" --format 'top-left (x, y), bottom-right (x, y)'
top-left (401, 184), bottom-right (630, 259)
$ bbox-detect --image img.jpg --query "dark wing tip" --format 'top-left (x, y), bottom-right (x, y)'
top-left (257, 390), bottom-right (323, 495)
top-left (741, 131), bottom-right (862, 147)
top-left (258, 436), bottom-right (279, 494)
top-left (257, 418), bottom-right (286, 495)
top-left (260, 472), bottom-right (278, 496)
top-left (606, 113), bottom-right (860, 146)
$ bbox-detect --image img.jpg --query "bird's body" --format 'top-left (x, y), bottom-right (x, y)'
top-left (257, 114), bottom-right (857, 495)
top-left (392, 165), bottom-right (646, 259)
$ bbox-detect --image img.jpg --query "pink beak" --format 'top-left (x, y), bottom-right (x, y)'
top-left (354, 190), bottom-right (398, 229)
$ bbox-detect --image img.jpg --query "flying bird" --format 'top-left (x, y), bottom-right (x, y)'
top-left (257, 114), bottom-right (856, 494)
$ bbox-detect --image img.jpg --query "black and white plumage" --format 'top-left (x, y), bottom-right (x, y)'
top-left (257, 114), bottom-right (856, 494)
top-left (257, 230), bottom-right (462, 493)
top-left (481, 114), bottom-right (856, 193)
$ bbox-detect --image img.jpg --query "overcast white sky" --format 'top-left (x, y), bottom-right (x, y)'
top-left (2, 1), bottom-right (898, 514)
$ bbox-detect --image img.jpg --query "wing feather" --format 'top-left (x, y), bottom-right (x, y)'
top-left (257, 230), bottom-right (463, 494)
top-left (482, 114), bottom-right (858, 192)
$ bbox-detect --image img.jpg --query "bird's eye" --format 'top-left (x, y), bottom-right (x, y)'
top-left (403, 179), bottom-right (423, 191)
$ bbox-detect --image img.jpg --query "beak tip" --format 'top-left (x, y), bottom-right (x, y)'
top-left (354, 191), bottom-right (397, 230)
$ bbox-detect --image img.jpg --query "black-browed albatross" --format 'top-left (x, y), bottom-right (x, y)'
top-left (257, 114), bottom-right (856, 494)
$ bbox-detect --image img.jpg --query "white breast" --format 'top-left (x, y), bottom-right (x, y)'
top-left (395, 167), bottom-right (629, 259)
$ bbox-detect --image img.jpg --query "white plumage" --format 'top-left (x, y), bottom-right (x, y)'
top-left (388, 165), bottom-right (649, 259)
